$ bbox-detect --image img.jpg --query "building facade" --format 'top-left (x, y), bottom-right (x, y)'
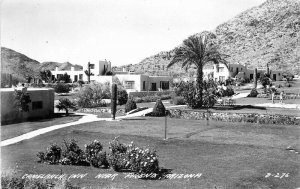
top-left (1, 87), bottom-right (54, 124)
top-left (209, 63), bottom-right (283, 82)
top-left (50, 60), bottom-right (172, 92)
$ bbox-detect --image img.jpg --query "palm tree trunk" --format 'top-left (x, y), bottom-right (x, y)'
top-left (196, 64), bottom-right (203, 108)
top-left (65, 108), bottom-right (69, 116)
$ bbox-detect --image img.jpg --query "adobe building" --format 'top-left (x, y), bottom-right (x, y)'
top-left (1, 87), bottom-right (54, 124)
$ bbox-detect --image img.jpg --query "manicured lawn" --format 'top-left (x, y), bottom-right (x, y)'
top-left (1, 113), bottom-right (82, 141)
top-left (2, 117), bottom-right (299, 188)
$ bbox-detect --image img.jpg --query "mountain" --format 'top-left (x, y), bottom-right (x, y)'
top-left (1, 47), bottom-right (83, 83)
top-left (1, 47), bottom-right (40, 81)
top-left (116, 0), bottom-right (300, 75)
top-left (39, 61), bottom-right (83, 71)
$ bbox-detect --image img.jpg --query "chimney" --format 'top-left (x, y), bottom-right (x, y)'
top-left (55, 66), bottom-right (59, 71)
top-left (123, 67), bottom-right (126, 72)
top-left (71, 66), bottom-right (74, 71)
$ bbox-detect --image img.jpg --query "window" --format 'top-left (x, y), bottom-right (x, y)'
top-left (160, 81), bottom-right (169, 90)
top-left (90, 64), bottom-right (95, 69)
top-left (219, 76), bottom-right (225, 82)
top-left (143, 81), bottom-right (146, 90)
top-left (278, 73), bottom-right (280, 76)
top-left (125, 81), bottom-right (135, 89)
top-left (241, 68), bottom-right (243, 71)
top-left (32, 101), bottom-right (43, 110)
top-left (219, 67), bottom-right (224, 72)
top-left (79, 74), bottom-right (83, 80)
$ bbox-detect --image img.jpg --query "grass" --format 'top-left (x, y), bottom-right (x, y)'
top-left (2, 117), bottom-right (299, 188)
top-left (1, 113), bottom-right (82, 141)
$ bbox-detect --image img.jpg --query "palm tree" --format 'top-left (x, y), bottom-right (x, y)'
top-left (167, 31), bottom-right (228, 108)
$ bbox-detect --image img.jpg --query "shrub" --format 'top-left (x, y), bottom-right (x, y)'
top-left (85, 140), bottom-right (109, 168)
top-left (248, 88), bottom-right (258, 97)
top-left (151, 99), bottom-right (166, 117)
top-left (54, 83), bottom-right (70, 93)
top-left (181, 82), bottom-right (202, 109)
top-left (108, 138), bottom-right (159, 174)
top-left (60, 139), bottom-right (87, 166)
top-left (118, 90), bottom-right (128, 105)
top-left (76, 82), bottom-right (110, 108)
top-left (172, 96), bottom-right (185, 105)
top-left (56, 98), bottom-right (77, 116)
top-left (37, 144), bottom-right (62, 164)
top-left (226, 86), bottom-right (235, 96)
top-left (202, 89), bottom-right (218, 108)
top-left (125, 99), bottom-right (137, 113)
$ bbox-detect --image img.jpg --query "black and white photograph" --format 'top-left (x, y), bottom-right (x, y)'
top-left (1, 0), bottom-right (300, 188)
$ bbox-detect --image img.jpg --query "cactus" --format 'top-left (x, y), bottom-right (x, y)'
top-left (111, 84), bottom-right (117, 119)
top-left (254, 68), bottom-right (257, 88)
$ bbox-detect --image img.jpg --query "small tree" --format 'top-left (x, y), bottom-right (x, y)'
top-left (56, 98), bottom-right (77, 116)
top-left (111, 84), bottom-right (117, 119)
top-left (125, 99), bottom-right (137, 113)
top-left (151, 99), bottom-right (166, 117)
top-left (254, 68), bottom-right (257, 88)
top-left (117, 90), bottom-right (128, 105)
top-left (14, 89), bottom-right (31, 112)
top-left (58, 73), bottom-right (71, 83)
top-left (40, 70), bottom-right (52, 83)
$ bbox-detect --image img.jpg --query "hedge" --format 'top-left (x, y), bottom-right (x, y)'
top-left (168, 109), bottom-right (300, 125)
top-left (128, 91), bottom-right (174, 98)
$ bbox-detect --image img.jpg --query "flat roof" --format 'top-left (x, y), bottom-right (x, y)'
top-left (0, 87), bottom-right (54, 92)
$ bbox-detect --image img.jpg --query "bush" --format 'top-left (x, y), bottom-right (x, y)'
top-left (151, 99), bottom-right (166, 117)
top-left (76, 82), bottom-right (110, 108)
top-left (172, 96), bottom-right (185, 105)
top-left (60, 139), bottom-right (87, 166)
top-left (118, 90), bottom-right (128, 105)
top-left (202, 89), bottom-right (218, 108)
top-left (108, 138), bottom-right (159, 174)
top-left (85, 140), bottom-right (109, 168)
top-left (248, 88), bottom-right (258, 97)
top-left (37, 143), bottom-right (62, 164)
top-left (226, 86), bottom-right (235, 96)
top-left (125, 99), bottom-right (137, 113)
top-left (54, 83), bottom-right (70, 93)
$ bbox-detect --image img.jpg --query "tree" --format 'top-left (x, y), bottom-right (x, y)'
top-left (58, 73), bottom-right (71, 83)
top-left (56, 98), bottom-right (77, 116)
top-left (84, 62), bottom-right (94, 83)
top-left (111, 84), bottom-right (117, 120)
top-left (167, 32), bottom-right (228, 108)
top-left (40, 70), bottom-right (52, 83)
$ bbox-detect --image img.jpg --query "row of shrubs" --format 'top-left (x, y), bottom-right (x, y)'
top-left (168, 109), bottom-right (300, 125)
top-left (134, 94), bottom-right (171, 103)
top-left (37, 138), bottom-right (159, 175)
top-left (128, 91), bottom-right (173, 98)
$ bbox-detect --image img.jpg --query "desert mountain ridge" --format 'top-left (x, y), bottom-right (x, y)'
top-left (114, 0), bottom-right (300, 76)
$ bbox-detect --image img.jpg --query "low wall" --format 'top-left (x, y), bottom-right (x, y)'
top-left (168, 109), bottom-right (300, 125)
top-left (1, 87), bottom-right (55, 124)
top-left (129, 90), bottom-right (174, 98)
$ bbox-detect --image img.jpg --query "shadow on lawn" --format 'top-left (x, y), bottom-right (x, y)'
top-left (212, 105), bottom-right (266, 111)
top-left (1, 113), bottom-right (82, 126)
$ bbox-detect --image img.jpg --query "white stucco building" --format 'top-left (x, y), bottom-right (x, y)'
top-left (50, 60), bottom-right (172, 92)
top-left (209, 63), bottom-right (283, 82)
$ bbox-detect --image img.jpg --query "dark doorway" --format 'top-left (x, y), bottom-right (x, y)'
top-left (151, 83), bottom-right (157, 91)
top-left (273, 74), bottom-right (276, 81)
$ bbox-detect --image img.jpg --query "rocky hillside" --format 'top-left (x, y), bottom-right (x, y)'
top-left (116, 0), bottom-right (300, 75)
top-left (39, 61), bottom-right (83, 71)
top-left (1, 47), bottom-right (83, 82)
top-left (1, 47), bottom-right (40, 81)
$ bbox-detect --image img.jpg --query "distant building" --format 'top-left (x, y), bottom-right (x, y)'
top-left (208, 63), bottom-right (283, 82)
top-left (1, 87), bottom-right (54, 124)
top-left (50, 60), bottom-right (172, 92)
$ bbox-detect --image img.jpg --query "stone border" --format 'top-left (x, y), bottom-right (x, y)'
top-left (168, 109), bottom-right (300, 125)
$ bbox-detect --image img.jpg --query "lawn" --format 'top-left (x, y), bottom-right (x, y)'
top-left (1, 117), bottom-right (299, 188)
top-left (1, 113), bottom-right (82, 141)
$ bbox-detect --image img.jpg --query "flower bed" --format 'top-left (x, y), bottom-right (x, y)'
top-left (168, 109), bottom-right (300, 125)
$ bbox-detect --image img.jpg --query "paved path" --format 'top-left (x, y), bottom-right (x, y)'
top-left (1, 106), bottom-right (177, 147)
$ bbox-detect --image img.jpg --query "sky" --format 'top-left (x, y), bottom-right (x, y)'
top-left (1, 0), bottom-right (265, 67)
